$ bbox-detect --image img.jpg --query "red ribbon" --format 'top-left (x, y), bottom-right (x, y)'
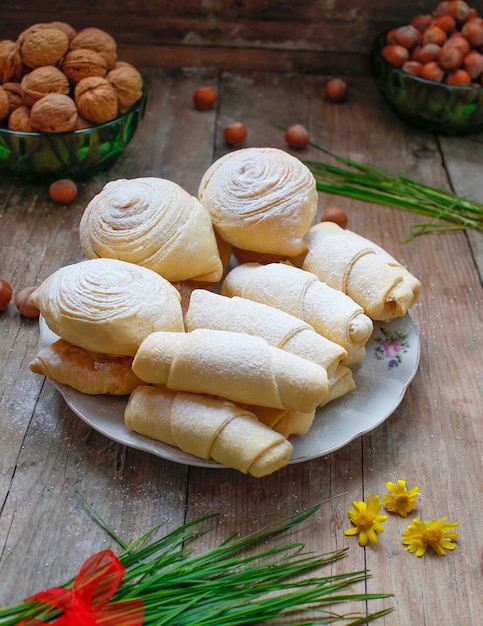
top-left (17, 550), bottom-right (143, 626)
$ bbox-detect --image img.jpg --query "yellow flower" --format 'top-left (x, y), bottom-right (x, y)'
top-left (383, 479), bottom-right (419, 517)
top-left (344, 493), bottom-right (387, 546)
top-left (402, 517), bottom-right (459, 557)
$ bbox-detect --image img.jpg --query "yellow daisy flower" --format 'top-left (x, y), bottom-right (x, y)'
top-left (344, 493), bottom-right (387, 546)
top-left (383, 479), bottom-right (419, 517)
top-left (402, 517), bottom-right (459, 557)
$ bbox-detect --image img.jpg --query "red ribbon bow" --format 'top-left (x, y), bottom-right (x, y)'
top-left (18, 549), bottom-right (143, 626)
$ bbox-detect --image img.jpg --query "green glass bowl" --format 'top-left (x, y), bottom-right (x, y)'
top-left (0, 92), bottom-right (147, 181)
top-left (371, 31), bottom-right (483, 135)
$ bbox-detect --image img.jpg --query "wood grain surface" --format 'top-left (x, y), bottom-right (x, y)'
top-left (1, 1), bottom-right (483, 74)
top-left (0, 66), bottom-right (482, 625)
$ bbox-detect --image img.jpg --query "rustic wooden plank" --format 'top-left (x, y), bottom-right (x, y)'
top-left (438, 133), bottom-right (483, 276)
top-left (0, 66), bottom-right (220, 604)
top-left (1, 1), bottom-right (482, 74)
top-left (0, 64), bottom-right (481, 625)
top-left (316, 77), bottom-right (483, 623)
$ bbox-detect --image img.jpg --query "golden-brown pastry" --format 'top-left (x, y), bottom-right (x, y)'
top-left (124, 385), bottom-right (293, 477)
top-left (29, 338), bottom-right (143, 395)
top-left (302, 222), bottom-right (422, 322)
top-left (79, 177), bottom-right (223, 283)
top-left (184, 289), bottom-right (346, 378)
top-left (198, 147), bottom-right (318, 257)
top-left (31, 258), bottom-right (184, 356)
top-left (132, 328), bottom-right (329, 412)
top-left (221, 262), bottom-right (373, 366)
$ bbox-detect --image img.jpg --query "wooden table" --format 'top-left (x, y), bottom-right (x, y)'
top-left (0, 67), bottom-right (482, 624)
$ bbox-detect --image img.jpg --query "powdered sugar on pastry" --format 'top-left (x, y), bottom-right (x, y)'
top-left (31, 258), bottom-right (184, 356)
top-left (198, 147), bottom-right (318, 256)
top-left (80, 177), bottom-right (223, 282)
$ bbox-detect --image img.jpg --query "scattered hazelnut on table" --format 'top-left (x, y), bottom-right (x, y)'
top-left (49, 179), bottom-right (78, 204)
top-left (325, 77), bottom-right (348, 102)
top-left (285, 124), bottom-right (310, 149)
top-left (15, 287), bottom-right (40, 319)
top-left (320, 206), bottom-right (348, 229)
top-left (223, 122), bottom-right (247, 146)
top-left (0, 279), bottom-right (13, 311)
top-left (193, 86), bottom-right (218, 110)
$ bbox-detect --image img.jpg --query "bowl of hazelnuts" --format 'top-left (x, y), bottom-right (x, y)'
top-left (0, 22), bottom-right (146, 180)
top-left (371, 1), bottom-right (483, 134)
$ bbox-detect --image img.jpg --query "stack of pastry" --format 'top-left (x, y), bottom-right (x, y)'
top-left (29, 148), bottom-right (421, 477)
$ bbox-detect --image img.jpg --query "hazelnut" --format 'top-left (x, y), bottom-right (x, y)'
top-left (7, 105), bottom-right (32, 131)
top-left (30, 93), bottom-right (78, 132)
top-left (0, 85), bottom-right (9, 121)
top-left (20, 65), bottom-right (70, 107)
top-left (70, 27), bottom-right (117, 69)
top-left (0, 39), bottom-right (24, 83)
top-left (74, 76), bottom-right (118, 124)
top-left (107, 62), bottom-right (143, 111)
top-left (17, 24), bottom-right (70, 69)
top-left (61, 48), bottom-right (108, 84)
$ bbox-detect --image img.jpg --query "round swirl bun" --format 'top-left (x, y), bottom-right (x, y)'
top-left (79, 177), bottom-right (223, 283)
top-left (31, 258), bottom-right (184, 356)
top-left (198, 147), bottom-right (318, 257)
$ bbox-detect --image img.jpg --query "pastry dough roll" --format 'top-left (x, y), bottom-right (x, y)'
top-left (244, 405), bottom-right (316, 438)
top-left (125, 385), bottom-right (293, 477)
top-left (198, 147), bottom-right (317, 257)
top-left (132, 328), bottom-right (329, 412)
top-left (79, 177), bottom-right (223, 283)
top-left (29, 338), bottom-right (143, 395)
top-left (221, 262), bottom-right (373, 364)
top-left (185, 289), bottom-right (346, 378)
top-left (303, 223), bottom-right (421, 322)
top-left (320, 365), bottom-right (356, 407)
top-left (31, 258), bottom-right (184, 356)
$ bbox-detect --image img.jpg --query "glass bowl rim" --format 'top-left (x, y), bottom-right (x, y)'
top-left (0, 90), bottom-right (147, 138)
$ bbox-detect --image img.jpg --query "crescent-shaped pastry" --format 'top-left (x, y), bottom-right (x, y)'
top-left (198, 147), bottom-right (318, 257)
top-left (29, 338), bottom-right (144, 395)
top-left (79, 177), bottom-right (223, 283)
top-left (132, 328), bottom-right (330, 412)
top-left (302, 222), bottom-right (422, 322)
top-left (185, 288), bottom-right (346, 378)
top-left (221, 262), bottom-right (373, 365)
top-left (31, 258), bottom-right (184, 356)
top-left (124, 385), bottom-right (293, 477)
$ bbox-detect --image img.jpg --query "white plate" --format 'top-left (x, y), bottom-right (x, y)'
top-left (39, 314), bottom-right (420, 467)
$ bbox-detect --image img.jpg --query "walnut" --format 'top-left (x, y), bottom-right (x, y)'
top-left (7, 105), bottom-right (32, 131)
top-left (17, 24), bottom-right (70, 69)
top-left (0, 85), bottom-right (9, 120)
top-left (74, 114), bottom-right (93, 130)
top-left (48, 21), bottom-right (77, 43)
top-left (20, 65), bottom-right (70, 107)
top-left (70, 27), bottom-right (117, 69)
top-left (74, 76), bottom-right (118, 124)
top-left (30, 93), bottom-right (78, 132)
top-left (61, 48), bottom-right (107, 84)
top-left (107, 62), bottom-right (143, 111)
top-left (0, 40), bottom-right (24, 83)
top-left (2, 82), bottom-right (23, 114)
